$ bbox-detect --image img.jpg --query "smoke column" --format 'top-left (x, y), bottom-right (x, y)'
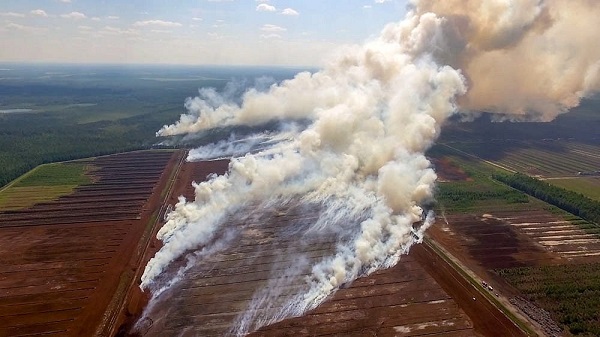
top-left (141, 0), bottom-right (600, 334)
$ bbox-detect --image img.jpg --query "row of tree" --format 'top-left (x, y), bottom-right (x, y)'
top-left (493, 173), bottom-right (600, 225)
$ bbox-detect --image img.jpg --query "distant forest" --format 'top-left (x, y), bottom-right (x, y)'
top-left (0, 64), bottom-right (304, 188)
top-left (0, 109), bottom-right (174, 187)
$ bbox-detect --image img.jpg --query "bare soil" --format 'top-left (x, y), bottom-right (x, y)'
top-left (0, 150), bottom-right (180, 337)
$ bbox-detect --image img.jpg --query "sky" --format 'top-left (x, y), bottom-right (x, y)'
top-left (0, 0), bottom-right (410, 67)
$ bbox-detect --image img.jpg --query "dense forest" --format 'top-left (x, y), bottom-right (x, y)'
top-left (0, 109), bottom-right (177, 187)
top-left (0, 64), bottom-right (304, 188)
top-left (493, 172), bottom-right (600, 225)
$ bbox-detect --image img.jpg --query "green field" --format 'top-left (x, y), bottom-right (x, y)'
top-left (498, 264), bottom-right (600, 336)
top-left (428, 145), bottom-right (531, 213)
top-left (432, 141), bottom-right (600, 337)
top-left (445, 141), bottom-right (600, 178)
top-left (548, 177), bottom-right (600, 202)
top-left (0, 162), bottom-right (92, 210)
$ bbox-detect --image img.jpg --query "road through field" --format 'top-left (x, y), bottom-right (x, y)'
top-left (412, 240), bottom-right (530, 337)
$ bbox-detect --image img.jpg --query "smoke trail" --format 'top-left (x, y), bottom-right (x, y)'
top-left (186, 131), bottom-right (294, 161)
top-left (141, 0), bottom-right (600, 334)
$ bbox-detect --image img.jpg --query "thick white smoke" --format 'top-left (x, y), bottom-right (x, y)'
top-left (141, 0), bottom-right (600, 334)
top-left (413, 0), bottom-right (600, 120)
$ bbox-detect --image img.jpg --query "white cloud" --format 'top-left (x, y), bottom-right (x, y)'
top-left (192, 17), bottom-right (203, 21)
top-left (260, 33), bottom-right (281, 39)
top-left (281, 8), bottom-right (299, 16)
top-left (107, 16), bottom-right (119, 20)
top-left (256, 4), bottom-right (276, 12)
top-left (374, 0), bottom-right (390, 3)
top-left (363, 5), bottom-right (372, 9)
top-left (5, 22), bottom-right (45, 33)
top-left (0, 12), bottom-right (25, 18)
top-left (100, 25), bottom-right (139, 36)
top-left (91, 17), bottom-right (101, 21)
top-left (207, 32), bottom-right (224, 39)
top-left (133, 20), bottom-right (182, 28)
top-left (78, 25), bottom-right (93, 30)
top-left (30, 10), bottom-right (49, 17)
top-left (260, 24), bottom-right (286, 32)
top-left (61, 12), bottom-right (86, 19)
top-left (59, 0), bottom-right (72, 3)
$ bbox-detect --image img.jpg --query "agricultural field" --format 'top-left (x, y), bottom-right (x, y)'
top-left (123, 158), bottom-right (523, 337)
top-left (444, 141), bottom-right (600, 178)
top-left (429, 145), bottom-right (531, 213)
top-left (0, 162), bottom-right (93, 211)
top-left (498, 264), bottom-right (600, 336)
top-left (0, 150), bottom-right (181, 337)
top-left (428, 141), bottom-right (600, 336)
top-left (547, 177), bottom-right (600, 202)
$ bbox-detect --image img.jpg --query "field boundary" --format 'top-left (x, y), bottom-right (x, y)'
top-left (423, 237), bottom-right (536, 336)
top-left (108, 150), bottom-right (187, 337)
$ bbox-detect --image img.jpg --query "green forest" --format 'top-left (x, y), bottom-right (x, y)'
top-left (0, 64), bottom-right (302, 188)
top-left (0, 108), bottom-right (178, 187)
top-left (498, 263), bottom-right (600, 336)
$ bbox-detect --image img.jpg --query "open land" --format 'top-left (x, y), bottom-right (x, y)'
top-left (429, 130), bottom-right (600, 336)
top-left (0, 150), bottom-right (182, 337)
top-left (119, 158), bottom-right (527, 337)
top-left (1, 65), bottom-right (599, 336)
top-left (5, 153), bottom-right (509, 337)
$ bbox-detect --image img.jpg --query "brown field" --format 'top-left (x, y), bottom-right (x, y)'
top-left (0, 152), bottom-right (529, 337)
top-left (0, 150), bottom-right (182, 337)
top-left (121, 159), bottom-right (526, 337)
top-left (431, 157), bottom-right (472, 182)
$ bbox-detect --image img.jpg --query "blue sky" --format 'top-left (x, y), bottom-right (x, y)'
top-left (0, 0), bottom-right (410, 66)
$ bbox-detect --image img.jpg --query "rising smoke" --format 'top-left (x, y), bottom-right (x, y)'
top-left (141, 0), bottom-right (600, 334)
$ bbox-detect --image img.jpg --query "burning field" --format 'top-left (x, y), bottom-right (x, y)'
top-left (2, 0), bottom-right (600, 336)
top-left (135, 0), bottom-right (600, 335)
top-left (129, 159), bottom-right (524, 337)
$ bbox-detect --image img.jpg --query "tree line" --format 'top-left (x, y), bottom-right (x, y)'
top-left (493, 172), bottom-right (600, 225)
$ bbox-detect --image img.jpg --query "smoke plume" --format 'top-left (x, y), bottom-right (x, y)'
top-left (141, 0), bottom-right (600, 334)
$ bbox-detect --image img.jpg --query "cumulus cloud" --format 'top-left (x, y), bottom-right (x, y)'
top-left (30, 10), bottom-right (49, 17)
top-left (281, 8), bottom-right (299, 16)
top-left (260, 23), bottom-right (285, 32)
top-left (100, 25), bottom-right (139, 36)
top-left (106, 16), bottom-right (119, 20)
top-left (133, 20), bottom-right (182, 27)
top-left (260, 33), bottom-right (281, 39)
top-left (256, 4), bottom-right (276, 12)
top-left (5, 23), bottom-right (45, 33)
top-left (0, 12), bottom-right (25, 18)
top-left (60, 11), bottom-right (86, 19)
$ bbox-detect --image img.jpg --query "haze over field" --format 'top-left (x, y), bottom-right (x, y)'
top-left (137, 0), bottom-right (600, 334)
